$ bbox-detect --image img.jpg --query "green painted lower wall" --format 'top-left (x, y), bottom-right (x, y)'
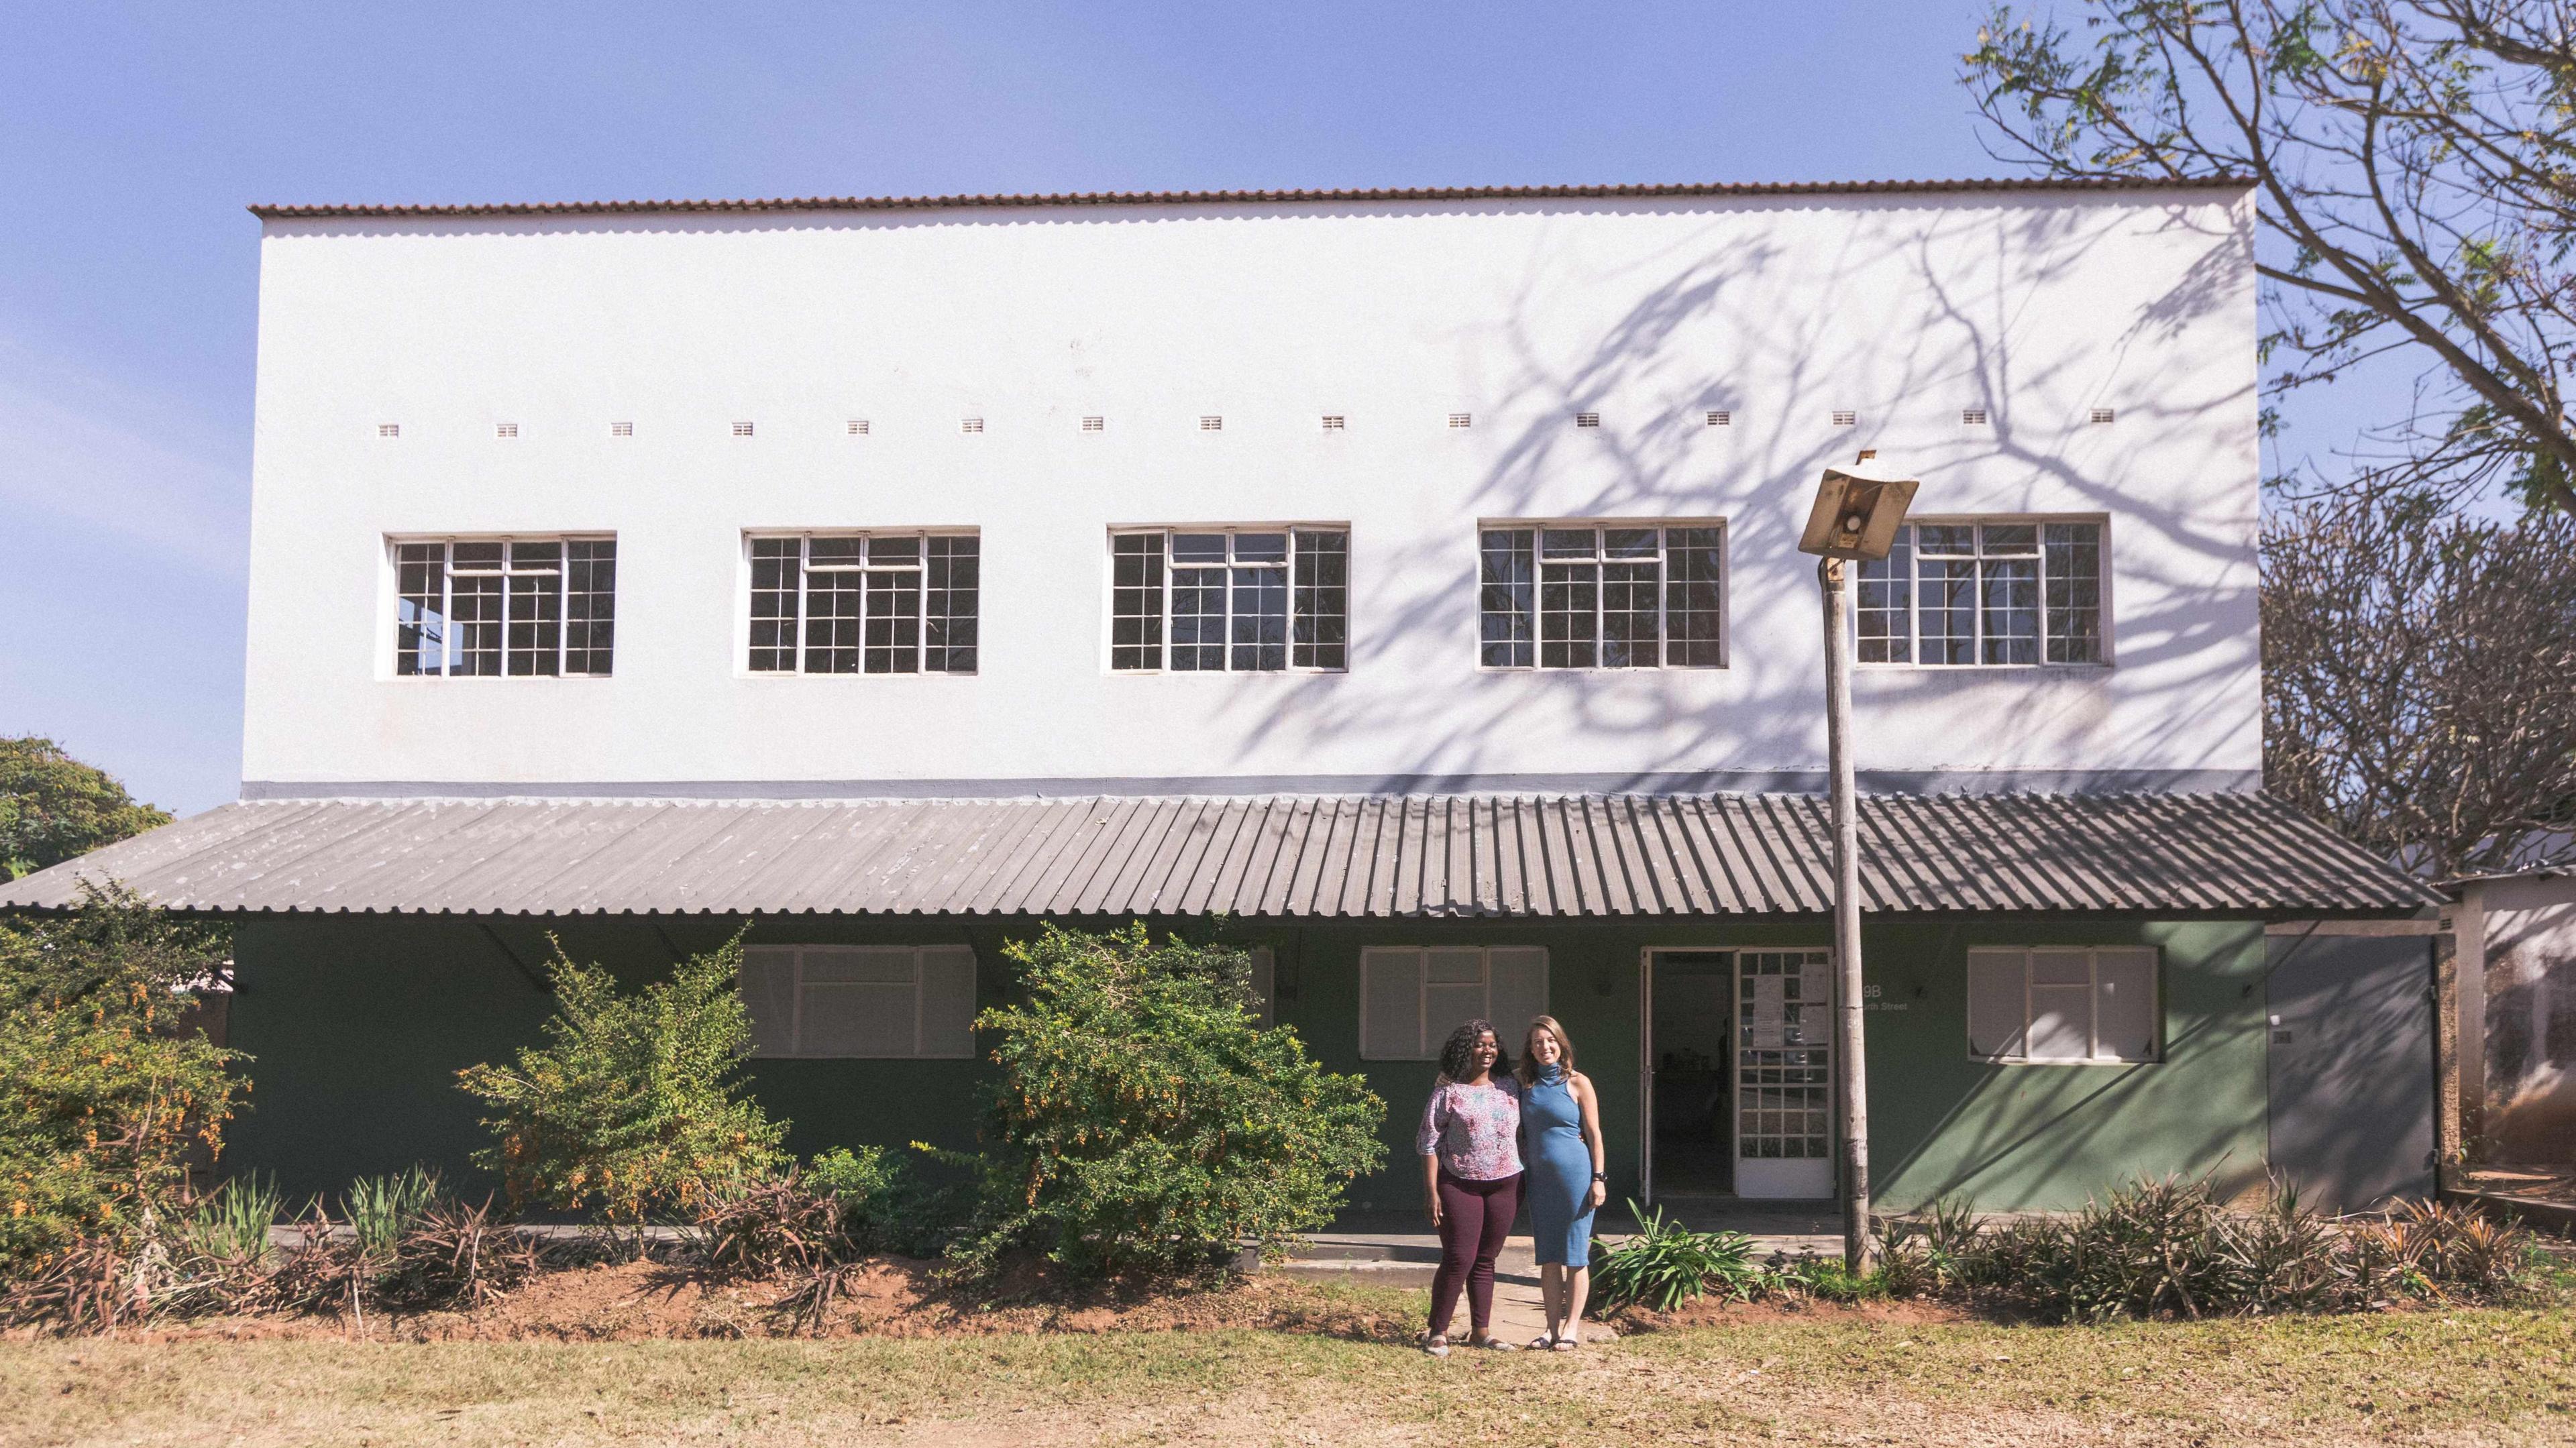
top-left (227, 911), bottom-right (2267, 1213)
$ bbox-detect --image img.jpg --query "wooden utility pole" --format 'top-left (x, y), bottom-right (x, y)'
top-left (1796, 451), bottom-right (1915, 1276)
top-left (1819, 555), bottom-right (1873, 1274)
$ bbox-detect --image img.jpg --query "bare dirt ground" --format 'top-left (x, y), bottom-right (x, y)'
top-left (3, 1283), bottom-right (2571, 1447)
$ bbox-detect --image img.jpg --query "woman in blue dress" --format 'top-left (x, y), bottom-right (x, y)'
top-left (1516, 1015), bottom-right (1607, 1349)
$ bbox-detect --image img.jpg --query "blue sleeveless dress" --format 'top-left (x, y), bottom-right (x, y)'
top-left (1521, 1066), bottom-right (1596, 1267)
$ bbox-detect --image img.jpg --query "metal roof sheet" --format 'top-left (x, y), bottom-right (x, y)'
top-left (246, 176), bottom-right (2253, 222)
top-left (0, 793), bottom-right (2438, 918)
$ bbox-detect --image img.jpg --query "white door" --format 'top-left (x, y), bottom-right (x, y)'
top-left (1733, 949), bottom-right (1836, 1199)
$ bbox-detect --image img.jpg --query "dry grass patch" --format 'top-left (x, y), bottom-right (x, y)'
top-left (5, 1300), bottom-right (2574, 1447)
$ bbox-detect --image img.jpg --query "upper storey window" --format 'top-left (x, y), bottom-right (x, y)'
top-left (748, 533), bottom-right (979, 675)
top-left (1110, 528), bottom-right (1348, 673)
top-left (1858, 520), bottom-right (2104, 666)
top-left (1479, 522), bottom-right (1725, 669)
top-left (394, 537), bottom-right (616, 677)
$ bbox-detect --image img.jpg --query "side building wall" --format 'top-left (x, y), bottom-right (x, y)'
top-left (227, 912), bottom-right (2268, 1212)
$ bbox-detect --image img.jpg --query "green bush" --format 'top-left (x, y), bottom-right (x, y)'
top-left (344, 1166), bottom-right (442, 1256)
top-left (0, 884), bottom-right (242, 1273)
top-left (1894, 1176), bottom-right (2545, 1322)
top-left (808, 1145), bottom-right (971, 1258)
top-left (455, 934), bottom-right (784, 1223)
top-left (181, 1174), bottom-right (282, 1264)
top-left (961, 924), bottom-right (1385, 1276)
top-left (1589, 1201), bottom-right (1761, 1311)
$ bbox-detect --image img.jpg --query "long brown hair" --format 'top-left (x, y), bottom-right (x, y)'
top-left (1515, 1015), bottom-right (1576, 1087)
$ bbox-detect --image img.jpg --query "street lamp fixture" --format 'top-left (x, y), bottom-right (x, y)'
top-left (1798, 451), bottom-right (1921, 561)
top-left (1796, 449), bottom-right (1919, 1274)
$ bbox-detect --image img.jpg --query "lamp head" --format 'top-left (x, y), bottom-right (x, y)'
top-left (1797, 451), bottom-right (1920, 561)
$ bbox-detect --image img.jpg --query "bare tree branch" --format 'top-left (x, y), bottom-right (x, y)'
top-left (2262, 494), bottom-right (2576, 877)
top-left (1964, 1), bottom-right (2576, 513)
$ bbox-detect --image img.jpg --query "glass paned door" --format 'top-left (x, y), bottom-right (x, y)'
top-left (1735, 949), bottom-right (1835, 1198)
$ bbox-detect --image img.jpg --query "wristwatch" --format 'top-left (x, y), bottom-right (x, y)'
top-left (1591, 1171), bottom-right (1607, 1182)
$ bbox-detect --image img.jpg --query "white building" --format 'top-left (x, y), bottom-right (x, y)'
top-left (239, 178), bottom-right (2260, 798)
top-left (8, 180), bottom-right (2438, 1212)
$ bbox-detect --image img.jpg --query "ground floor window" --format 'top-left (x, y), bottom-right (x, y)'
top-left (1966, 946), bottom-right (2159, 1062)
top-left (1358, 946), bottom-right (1548, 1059)
top-left (739, 944), bottom-right (977, 1058)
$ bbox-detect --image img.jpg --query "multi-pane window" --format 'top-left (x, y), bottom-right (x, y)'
top-left (1857, 520), bottom-right (2104, 665)
top-left (739, 945), bottom-right (977, 1059)
top-left (1967, 947), bottom-right (2159, 1062)
top-left (393, 537), bottom-right (615, 677)
top-left (1358, 946), bottom-right (1549, 1060)
top-left (747, 533), bottom-right (978, 675)
top-left (1479, 522), bottom-right (1725, 669)
top-left (1109, 528), bottom-right (1348, 672)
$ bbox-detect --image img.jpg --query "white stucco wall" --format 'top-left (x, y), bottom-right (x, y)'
top-left (241, 186), bottom-right (2260, 795)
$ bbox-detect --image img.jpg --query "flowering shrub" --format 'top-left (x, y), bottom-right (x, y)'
top-left (960, 924), bottom-right (1385, 1276)
top-left (455, 934), bottom-right (784, 1223)
top-left (0, 883), bottom-right (240, 1274)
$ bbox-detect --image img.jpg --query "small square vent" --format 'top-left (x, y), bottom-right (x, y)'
top-left (2090, 407), bottom-right (2116, 425)
top-left (847, 419), bottom-right (869, 435)
top-left (1962, 407), bottom-right (1988, 425)
top-left (1574, 412), bottom-right (1601, 428)
top-left (495, 422), bottom-right (519, 439)
top-left (733, 421), bottom-right (755, 437)
top-left (1320, 414), bottom-right (1345, 431)
top-left (1831, 410), bottom-right (1858, 427)
top-left (611, 421), bottom-right (633, 437)
top-left (1706, 410), bottom-right (1731, 427)
top-left (1448, 412), bottom-right (1472, 429)
top-left (961, 417), bottom-right (985, 434)
top-left (1200, 415), bottom-right (1224, 431)
top-left (377, 423), bottom-right (400, 438)
top-left (1081, 416), bottom-right (1105, 433)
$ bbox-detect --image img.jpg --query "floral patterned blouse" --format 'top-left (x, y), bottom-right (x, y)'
top-left (1415, 1078), bottom-right (1525, 1181)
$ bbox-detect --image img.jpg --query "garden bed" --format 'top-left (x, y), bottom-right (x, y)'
top-left (8, 1258), bottom-right (1431, 1344)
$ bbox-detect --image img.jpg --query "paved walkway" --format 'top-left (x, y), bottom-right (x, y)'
top-left (1275, 1202), bottom-right (1849, 1346)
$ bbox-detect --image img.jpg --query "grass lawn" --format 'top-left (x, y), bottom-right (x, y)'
top-left (4, 1292), bottom-right (2573, 1447)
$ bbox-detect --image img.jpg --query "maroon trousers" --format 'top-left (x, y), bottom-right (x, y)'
top-left (1429, 1169), bottom-right (1523, 1339)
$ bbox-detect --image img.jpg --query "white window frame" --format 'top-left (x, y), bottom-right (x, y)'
top-left (1854, 515), bottom-right (2112, 669)
top-left (1105, 524), bottom-right (1350, 675)
top-left (739, 944), bottom-right (978, 1060)
top-left (1358, 946), bottom-right (1550, 1060)
top-left (385, 534), bottom-right (617, 680)
top-left (1967, 946), bottom-right (2161, 1064)
top-left (1475, 518), bottom-right (1729, 671)
top-left (740, 531), bottom-right (980, 677)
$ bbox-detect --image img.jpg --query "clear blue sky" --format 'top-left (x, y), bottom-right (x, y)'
top-left (0, 3), bottom-right (2343, 816)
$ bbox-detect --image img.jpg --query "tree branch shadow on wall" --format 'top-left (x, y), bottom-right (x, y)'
top-left (1181, 192), bottom-right (2261, 795)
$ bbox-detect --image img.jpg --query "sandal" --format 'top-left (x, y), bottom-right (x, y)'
top-left (1525, 1331), bottom-right (1558, 1351)
top-left (1552, 1329), bottom-right (1580, 1352)
top-left (1472, 1335), bottom-right (1519, 1351)
top-left (1423, 1333), bottom-right (1450, 1358)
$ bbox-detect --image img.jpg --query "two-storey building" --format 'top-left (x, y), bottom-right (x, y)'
top-left (5, 178), bottom-right (2443, 1211)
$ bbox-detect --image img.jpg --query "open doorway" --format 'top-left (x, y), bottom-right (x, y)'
top-left (1647, 950), bottom-right (1735, 1195)
top-left (1644, 948), bottom-right (1837, 1201)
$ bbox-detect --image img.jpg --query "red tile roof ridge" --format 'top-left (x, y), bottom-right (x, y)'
top-left (248, 175), bottom-right (2253, 221)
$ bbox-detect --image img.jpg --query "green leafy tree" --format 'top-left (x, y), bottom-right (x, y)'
top-left (0, 883), bottom-right (241, 1270)
top-left (455, 935), bottom-right (784, 1223)
top-left (0, 738), bottom-right (170, 881)
top-left (966, 924), bottom-right (1385, 1276)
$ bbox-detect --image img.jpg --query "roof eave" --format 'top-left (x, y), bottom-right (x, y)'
top-left (246, 175), bottom-right (2257, 223)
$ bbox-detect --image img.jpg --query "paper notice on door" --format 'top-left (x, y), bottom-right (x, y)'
top-left (1746, 976), bottom-right (1786, 1048)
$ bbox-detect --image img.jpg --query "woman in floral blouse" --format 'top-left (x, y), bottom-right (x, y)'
top-left (1415, 1018), bottom-right (1523, 1356)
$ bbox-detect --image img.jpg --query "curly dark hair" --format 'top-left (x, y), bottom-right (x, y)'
top-left (1436, 1019), bottom-right (1511, 1084)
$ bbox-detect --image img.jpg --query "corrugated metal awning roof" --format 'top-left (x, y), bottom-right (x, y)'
top-left (0, 793), bottom-right (2438, 919)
